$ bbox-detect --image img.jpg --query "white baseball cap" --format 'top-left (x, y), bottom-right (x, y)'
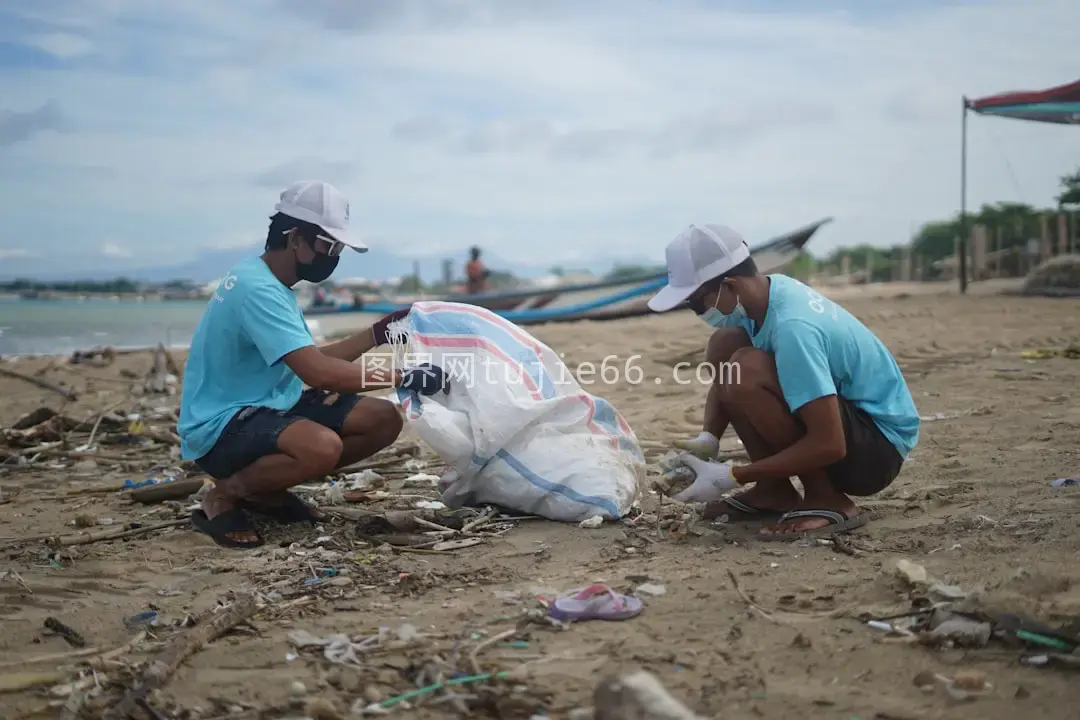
top-left (273, 180), bottom-right (368, 253)
top-left (647, 224), bottom-right (751, 312)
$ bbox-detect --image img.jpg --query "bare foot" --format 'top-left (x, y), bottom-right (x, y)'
top-left (202, 487), bottom-right (260, 544)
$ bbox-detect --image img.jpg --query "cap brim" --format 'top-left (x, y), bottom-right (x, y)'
top-left (321, 225), bottom-right (368, 253)
top-left (647, 283), bottom-right (698, 313)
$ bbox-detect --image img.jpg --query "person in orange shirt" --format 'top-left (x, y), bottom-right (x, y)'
top-left (465, 246), bottom-right (490, 294)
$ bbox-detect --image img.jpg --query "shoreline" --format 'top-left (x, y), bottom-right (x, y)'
top-left (0, 277), bottom-right (1050, 362)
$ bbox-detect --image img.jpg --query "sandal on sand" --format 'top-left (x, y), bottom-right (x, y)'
top-left (758, 508), bottom-right (869, 542)
top-left (191, 508), bottom-right (264, 549)
top-left (549, 584), bottom-right (644, 623)
top-left (239, 492), bottom-right (322, 526)
top-left (705, 495), bottom-right (787, 522)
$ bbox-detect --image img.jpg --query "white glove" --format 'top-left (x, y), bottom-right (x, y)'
top-left (673, 432), bottom-right (719, 460)
top-left (671, 454), bottom-right (739, 503)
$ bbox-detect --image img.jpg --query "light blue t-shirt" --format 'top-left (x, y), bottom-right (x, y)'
top-left (749, 274), bottom-right (920, 459)
top-left (178, 257), bottom-right (315, 460)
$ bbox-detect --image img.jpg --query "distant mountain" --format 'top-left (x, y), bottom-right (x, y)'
top-left (0, 244), bottom-right (662, 284)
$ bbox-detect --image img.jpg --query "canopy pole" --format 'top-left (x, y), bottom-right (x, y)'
top-left (958, 96), bottom-right (969, 294)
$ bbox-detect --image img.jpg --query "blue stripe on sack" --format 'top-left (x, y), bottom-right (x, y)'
top-left (412, 307), bottom-right (557, 399)
top-left (495, 449), bottom-right (620, 517)
top-left (590, 397), bottom-right (643, 458)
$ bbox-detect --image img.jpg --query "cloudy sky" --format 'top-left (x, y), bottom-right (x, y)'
top-left (1, 0), bottom-right (1077, 276)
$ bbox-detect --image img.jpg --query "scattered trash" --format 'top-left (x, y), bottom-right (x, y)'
top-left (124, 611), bottom-right (159, 629)
top-left (1021, 345), bottom-right (1080, 360)
top-left (43, 617), bottom-right (85, 648)
top-left (549, 584), bottom-right (644, 622)
top-left (578, 515), bottom-right (604, 529)
top-left (634, 583), bottom-right (667, 597)
top-left (1050, 477), bottom-right (1079, 488)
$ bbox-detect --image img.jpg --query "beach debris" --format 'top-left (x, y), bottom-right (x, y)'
top-left (46, 519), bottom-right (189, 548)
top-left (593, 670), bottom-right (704, 720)
top-left (43, 617), bottom-right (86, 648)
top-left (652, 453), bottom-right (697, 497)
top-left (142, 344), bottom-right (179, 395)
top-left (123, 611), bottom-right (159, 629)
top-left (70, 346), bottom-right (117, 367)
top-left (894, 558), bottom-right (932, 586)
top-left (1020, 345), bottom-right (1080, 360)
top-left (549, 584), bottom-right (644, 622)
top-left (1050, 477), bottom-right (1079, 488)
top-left (106, 593), bottom-right (258, 720)
top-left (578, 515), bottom-right (604, 529)
top-left (12, 406), bottom-right (59, 430)
top-left (0, 365), bottom-right (77, 401)
top-left (129, 477), bottom-right (204, 504)
top-left (634, 582), bottom-right (667, 597)
top-left (921, 615), bottom-right (992, 648)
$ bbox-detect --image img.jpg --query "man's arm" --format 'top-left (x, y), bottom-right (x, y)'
top-left (239, 290), bottom-right (401, 393)
top-left (284, 346), bottom-right (402, 393)
top-left (319, 328), bottom-right (377, 362)
top-left (731, 396), bottom-right (846, 484)
top-left (317, 306), bottom-right (414, 362)
top-left (730, 320), bottom-right (847, 485)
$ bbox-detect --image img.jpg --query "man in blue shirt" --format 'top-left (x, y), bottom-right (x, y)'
top-left (179, 180), bottom-right (448, 548)
top-left (647, 224), bottom-right (919, 539)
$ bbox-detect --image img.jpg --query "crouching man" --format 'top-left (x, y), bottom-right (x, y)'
top-left (647, 224), bottom-right (920, 540)
top-left (178, 180), bottom-right (448, 548)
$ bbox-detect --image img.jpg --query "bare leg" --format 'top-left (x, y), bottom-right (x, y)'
top-left (701, 328), bottom-right (752, 439)
top-left (718, 348), bottom-right (857, 535)
top-left (204, 398), bottom-right (403, 543)
top-left (335, 398), bottom-right (404, 467)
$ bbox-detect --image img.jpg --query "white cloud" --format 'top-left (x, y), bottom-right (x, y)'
top-left (0, 0), bottom-right (1077, 275)
top-left (0, 249), bottom-right (34, 261)
top-left (101, 242), bottom-right (131, 258)
top-left (29, 32), bottom-right (93, 59)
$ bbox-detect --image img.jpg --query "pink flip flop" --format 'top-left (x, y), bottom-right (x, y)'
top-left (548, 584), bottom-right (644, 622)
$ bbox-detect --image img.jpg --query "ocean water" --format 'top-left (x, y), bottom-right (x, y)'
top-left (0, 299), bottom-right (210, 356)
top-left (0, 299), bottom-right (382, 357)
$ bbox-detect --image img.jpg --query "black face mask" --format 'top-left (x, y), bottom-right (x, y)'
top-left (295, 245), bottom-right (340, 283)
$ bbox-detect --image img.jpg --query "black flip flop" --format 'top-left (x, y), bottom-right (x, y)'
top-left (704, 495), bottom-right (787, 522)
top-left (238, 492), bottom-right (323, 526)
top-left (191, 508), bottom-right (264, 549)
top-left (759, 508), bottom-right (869, 542)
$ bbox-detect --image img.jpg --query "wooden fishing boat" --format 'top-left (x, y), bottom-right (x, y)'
top-left (306, 217), bottom-right (831, 326)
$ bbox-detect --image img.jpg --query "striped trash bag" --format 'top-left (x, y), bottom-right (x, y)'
top-left (387, 301), bottom-right (644, 522)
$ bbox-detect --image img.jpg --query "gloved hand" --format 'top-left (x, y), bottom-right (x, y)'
top-left (399, 363), bottom-right (450, 396)
top-left (673, 432), bottom-right (719, 460)
top-left (371, 305), bottom-right (413, 346)
top-left (670, 454), bottom-right (740, 503)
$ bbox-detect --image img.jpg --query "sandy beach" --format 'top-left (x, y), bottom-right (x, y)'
top-left (2, 281), bottom-right (1080, 719)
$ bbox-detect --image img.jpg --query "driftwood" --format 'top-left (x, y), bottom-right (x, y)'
top-left (129, 478), bottom-right (205, 504)
top-left (0, 367), bottom-right (77, 401)
top-left (593, 670), bottom-right (704, 720)
top-left (106, 594), bottom-right (258, 719)
top-left (12, 407), bottom-right (59, 430)
top-left (50, 519), bottom-right (188, 547)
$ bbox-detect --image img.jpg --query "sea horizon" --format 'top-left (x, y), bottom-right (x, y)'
top-left (0, 298), bottom-right (381, 357)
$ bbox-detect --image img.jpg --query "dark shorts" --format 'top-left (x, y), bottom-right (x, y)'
top-left (823, 398), bottom-right (904, 497)
top-left (194, 389), bottom-right (361, 480)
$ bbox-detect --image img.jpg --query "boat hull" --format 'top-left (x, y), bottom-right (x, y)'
top-left (306, 217), bottom-right (831, 326)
